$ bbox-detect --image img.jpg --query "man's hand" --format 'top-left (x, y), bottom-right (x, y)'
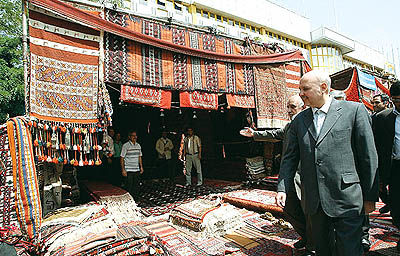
top-left (140, 167), bottom-right (144, 174)
top-left (198, 154), bottom-right (201, 160)
top-left (276, 192), bottom-right (287, 208)
top-left (240, 127), bottom-right (255, 137)
top-left (364, 201), bottom-right (375, 214)
top-left (122, 169), bottom-right (127, 177)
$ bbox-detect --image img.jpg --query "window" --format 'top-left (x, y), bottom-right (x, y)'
top-left (202, 11), bottom-right (208, 18)
top-left (240, 22), bottom-right (245, 29)
top-left (235, 21), bottom-right (240, 26)
top-left (210, 13), bottom-right (215, 19)
top-left (157, 0), bottom-right (166, 7)
top-left (174, 2), bottom-right (182, 11)
top-left (228, 19), bottom-right (234, 26)
top-left (216, 15), bottom-right (222, 22)
top-left (196, 9), bottom-right (201, 14)
top-left (251, 26), bottom-right (256, 32)
top-left (268, 32), bottom-right (273, 38)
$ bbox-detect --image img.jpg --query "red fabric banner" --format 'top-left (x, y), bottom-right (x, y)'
top-left (226, 94), bottom-right (255, 108)
top-left (344, 68), bottom-right (360, 103)
top-left (121, 85), bottom-right (172, 109)
top-left (375, 77), bottom-right (390, 96)
top-left (179, 91), bottom-right (218, 110)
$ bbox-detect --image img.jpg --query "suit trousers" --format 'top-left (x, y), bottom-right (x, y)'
top-left (310, 206), bottom-right (363, 256)
top-left (284, 187), bottom-right (314, 251)
top-left (389, 160), bottom-right (400, 229)
top-left (185, 154), bottom-right (203, 185)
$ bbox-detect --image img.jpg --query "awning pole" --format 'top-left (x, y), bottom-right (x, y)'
top-left (22, 0), bottom-right (29, 116)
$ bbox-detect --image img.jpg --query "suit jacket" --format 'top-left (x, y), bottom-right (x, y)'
top-left (277, 99), bottom-right (378, 217)
top-left (372, 108), bottom-right (396, 184)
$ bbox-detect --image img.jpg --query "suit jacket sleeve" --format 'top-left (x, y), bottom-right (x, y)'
top-left (354, 104), bottom-right (379, 202)
top-left (277, 121), bottom-right (300, 193)
top-left (253, 126), bottom-right (286, 142)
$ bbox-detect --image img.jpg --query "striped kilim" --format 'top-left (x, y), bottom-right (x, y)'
top-left (28, 6), bottom-right (100, 124)
top-left (7, 117), bottom-right (42, 239)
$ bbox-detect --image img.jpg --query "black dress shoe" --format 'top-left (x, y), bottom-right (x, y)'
top-left (294, 239), bottom-right (306, 249)
top-left (379, 204), bottom-right (390, 214)
top-left (300, 250), bottom-right (314, 256)
top-left (361, 238), bottom-right (371, 252)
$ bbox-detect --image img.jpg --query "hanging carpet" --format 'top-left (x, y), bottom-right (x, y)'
top-left (226, 94), bottom-right (255, 108)
top-left (180, 91), bottom-right (218, 110)
top-left (28, 7), bottom-right (100, 124)
top-left (120, 85), bottom-right (172, 109)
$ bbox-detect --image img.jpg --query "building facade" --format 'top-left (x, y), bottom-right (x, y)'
top-left (96, 0), bottom-right (395, 77)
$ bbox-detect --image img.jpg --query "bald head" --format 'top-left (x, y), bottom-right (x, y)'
top-left (299, 70), bottom-right (331, 108)
top-left (287, 95), bottom-right (305, 120)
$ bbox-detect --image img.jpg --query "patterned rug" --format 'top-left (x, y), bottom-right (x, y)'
top-left (254, 64), bottom-right (290, 129)
top-left (121, 85), bottom-right (172, 109)
top-left (179, 91), bottom-right (218, 110)
top-left (226, 94), bottom-right (256, 109)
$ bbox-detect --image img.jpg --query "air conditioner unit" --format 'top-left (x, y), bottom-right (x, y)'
top-left (151, 7), bottom-right (156, 15)
top-left (185, 16), bottom-right (191, 24)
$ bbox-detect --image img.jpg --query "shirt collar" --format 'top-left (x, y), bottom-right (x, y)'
top-left (393, 108), bottom-right (400, 116)
top-left (312, 97), bottom-right (332, 115)
top-left (129, 140), bottom-right (137, 146)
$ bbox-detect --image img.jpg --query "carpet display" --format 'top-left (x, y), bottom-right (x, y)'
top-left (7, 118), bottom-right (42, 240)
top-left (223, 189), bottom-right (283, 215)
top-left (121, 85), bottom-right (172, 109)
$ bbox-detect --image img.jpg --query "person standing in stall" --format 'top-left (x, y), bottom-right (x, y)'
top-left (120, 131), bottom-right (144, 199)
top-left (183, 127), bottom-right (203, 186)
top-left (156, 130), bottom-right (174, 181)
top-left (112, 132), bottom-right (123, 186)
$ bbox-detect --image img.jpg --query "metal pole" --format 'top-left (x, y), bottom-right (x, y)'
top-left (22, 0), bottom-right (29, 116)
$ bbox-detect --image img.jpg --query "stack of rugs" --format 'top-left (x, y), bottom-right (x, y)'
top-left (170, 198), bottom-right (244, 238)
top-left (245, 156), bottom-right (267, 181)
top-left (223, 189), bottom-right (283, 215)
top-left (82, 181), bottom-right (143, 225)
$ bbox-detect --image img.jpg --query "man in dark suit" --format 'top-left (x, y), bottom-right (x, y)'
top-left (373, 81), bottom-right (400, 252)
top-left (276, 70), bottom-right (378, 256)
top-left (243, 95), bottom-right (313, 255)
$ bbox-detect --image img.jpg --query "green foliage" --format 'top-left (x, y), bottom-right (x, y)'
top-left (0, 0), bottom-right (24, 123)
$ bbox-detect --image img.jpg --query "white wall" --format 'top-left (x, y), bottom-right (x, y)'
top-left (188, 0), bottom-right (311, 42)
top-left (345, 41), bottom-right (386, 70)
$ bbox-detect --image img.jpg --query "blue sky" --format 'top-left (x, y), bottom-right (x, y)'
top-left (269, 0), bottom-right (400, 66)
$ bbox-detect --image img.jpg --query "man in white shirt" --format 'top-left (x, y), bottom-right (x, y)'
top-left (120, 131), bottom-right (144, 199)
top-left (155, 130), bottom-right (174, 181)
top-left (183, 127), bottom-right (202, 186)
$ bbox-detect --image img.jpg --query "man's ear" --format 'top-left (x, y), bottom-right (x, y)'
top-left (320, 83), bottom-right (328, 93)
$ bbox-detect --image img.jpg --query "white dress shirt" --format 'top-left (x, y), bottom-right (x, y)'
top-left (312, 97), bottom-right (333, 137)
top-left (393, 109), bottom-right (400, 160)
